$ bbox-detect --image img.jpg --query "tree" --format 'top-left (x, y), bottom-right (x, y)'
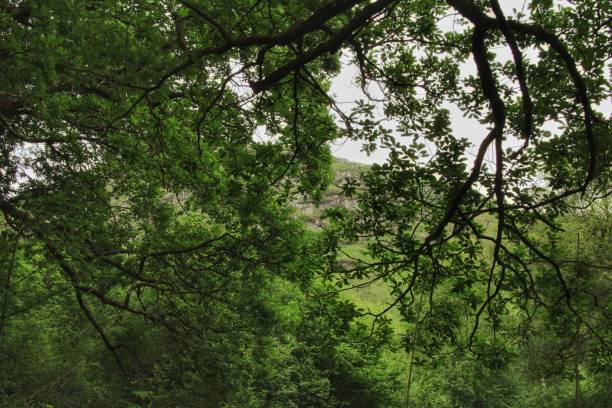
top-left (0, 0), bottom-right (610, 405)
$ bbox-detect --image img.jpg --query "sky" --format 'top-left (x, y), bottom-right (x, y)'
top-left (328, 0), bottom-right (611, 165)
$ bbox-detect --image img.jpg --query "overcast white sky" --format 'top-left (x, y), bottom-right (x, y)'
top-left (328, 0), bottom-right (611, 164)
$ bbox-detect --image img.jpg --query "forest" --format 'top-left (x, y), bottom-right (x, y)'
top-left (0, 0), bottom-right (610, 407)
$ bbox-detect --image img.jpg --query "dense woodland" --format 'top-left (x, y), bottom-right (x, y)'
top-left (0, 0), bottom-right (610, 407)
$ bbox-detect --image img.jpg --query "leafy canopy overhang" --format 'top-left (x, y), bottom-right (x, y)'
top-left (0, 0), bottom-right (610, 373)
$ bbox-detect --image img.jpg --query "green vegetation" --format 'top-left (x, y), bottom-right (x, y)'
top-left (1, 0), bottom-right (610, 407)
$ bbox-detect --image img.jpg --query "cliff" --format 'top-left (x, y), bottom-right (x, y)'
top-left (294, 157), bottom-right (368, 221)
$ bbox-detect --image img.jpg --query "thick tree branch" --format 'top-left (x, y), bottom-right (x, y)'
top-left (251, 0), bottom-right (396, 93)
top-left (489, 0), bottom-right (533, 158)
top-left (447, 0), bottom-right (597, 190)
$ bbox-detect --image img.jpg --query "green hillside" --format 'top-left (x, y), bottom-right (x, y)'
top-left (300, 158), bottom-right (403, 325)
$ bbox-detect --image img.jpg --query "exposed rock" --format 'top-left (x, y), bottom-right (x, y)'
top-left (294, 157), bottom-right (368, 220)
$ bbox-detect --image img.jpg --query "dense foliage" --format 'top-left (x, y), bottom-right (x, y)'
top-left (0, 0), bottom-right (610, 406)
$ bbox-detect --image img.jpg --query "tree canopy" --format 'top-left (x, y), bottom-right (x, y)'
top-left (0, 0), bottom-right (610, 406)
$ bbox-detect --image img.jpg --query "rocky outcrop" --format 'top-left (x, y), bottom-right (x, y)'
top-left (294, 157), bottom-right (366, 219)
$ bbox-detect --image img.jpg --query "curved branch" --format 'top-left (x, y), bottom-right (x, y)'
top-left (489, 0), bottom-right (533, 158)
top-left (251, 0), bottom-right (396, 93)
top-left (448, 0), bottom-right (597, 190)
